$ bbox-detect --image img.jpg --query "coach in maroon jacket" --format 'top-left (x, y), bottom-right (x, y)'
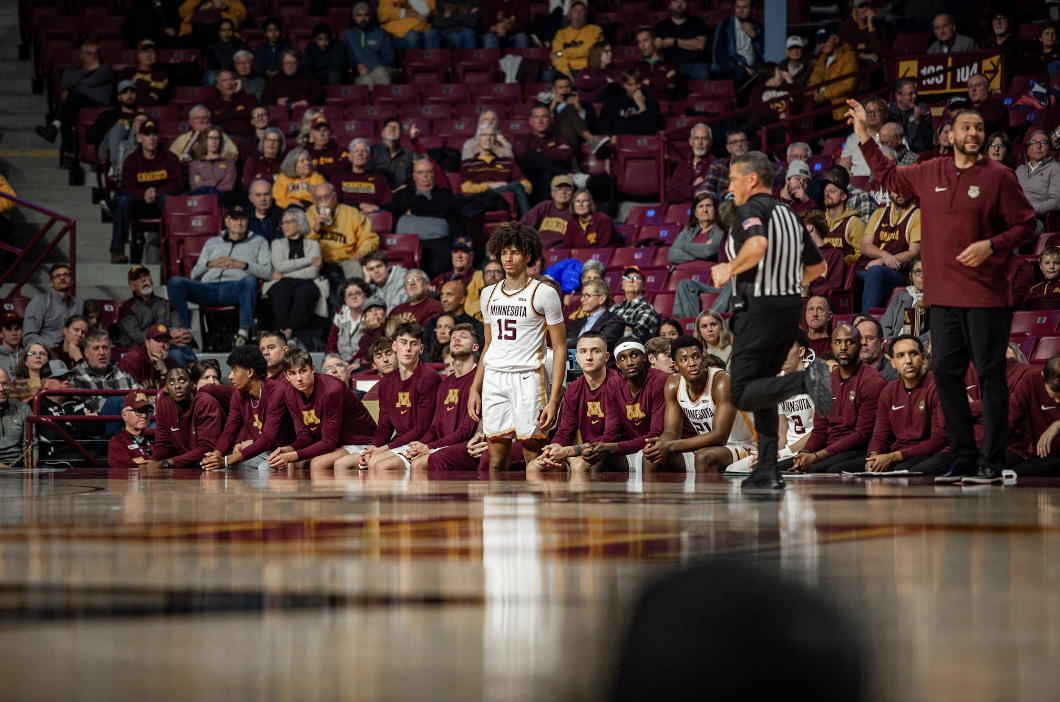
top-left (792, 324), bottom-right (887, 473)
top-left (849, 99), bottom-right (1037, 484)
top-left (825, 334), bottom-right (946, 474)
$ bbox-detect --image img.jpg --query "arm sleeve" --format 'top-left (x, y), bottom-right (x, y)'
top-left (171, 400), bottom-right (224, 467)
top-left (21, 297), bottom-right (45, 347)
top-left (532, 283), bottom-right (565, 325)
top-left (665, 162), bottom-right (695, 204)
top-left (551, 388), bottom-right (579, 446)
top-left (388, 372), bottom-right (441, 447)
top-left (119, 155), bottom-right (147, 199)
top-left (371, 381), bottom-right (395, 446)
top-left (990, 169), bottom-right (1040, 253)
top-left (827, 375), bottom-right (886, 454)
top-left (859, 138), bottom-right (922, 201)
top-left (244, 237), bottom-right (272, 280)
top-left (160, 156), bottom-right (186, 196)
top-left (294, 390), bottom-right (343, 460)
top-left (190, 240), bottom-right (216, 281)
top-left (354, 211), bottom-right (380, 254)
top-left (844, 218), bottom-right (865, 265)
top-left (218, 160), bottom-right (238, 192)
top-left (427, 396), bottom-right (478, 450)
top-left (324, 323), bottom-right (340, 354)
top-left (215, 393), bottom-right (244, 455)
top-left (867, 385), bottom-right (895, 455)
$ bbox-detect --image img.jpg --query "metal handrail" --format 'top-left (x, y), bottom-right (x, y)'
top-left (26, 388), bottom-right (143, 469)
top-left (0, 190), bottom-right (77, 297)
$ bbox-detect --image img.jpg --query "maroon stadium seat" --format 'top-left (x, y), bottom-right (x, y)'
top-left (651, 247), bottom-right (672, 267)
top-left (626, 205), bottom-right (667, 229)
top-left (633, 224), bottom-right (680, 247)
top-left (171, 85), bottom-right (216, 105)
top-left (1010, 334), bottom-right (1037, 359)
top-left (367, 211), bottom-right (393, 234)
top-left (570, 247), bottom-right (613, 266)
top-left (453, 103), bottom-right (509, 121)
top-left (324, 84), bottom-right (370, 105)
top-left (663, 203), bottom-right (691, 224)
top-left (453, 48), bottom-right (501, 82)
top-left (650, 291), bottom-right (676, 317)
top-left (332, 120), bottom-right (376, 139)
top-left (166, 214), bottom-right (223, 237)
top-left (1009, 74), bottom-right (1047, 97)
top-left (434, 119), bottom-right (478, 145)
top-left (503, 47), bottom-right (550, 81)
top-left (76, 107), bottom-right (108, 165)
top-left (472, 83), bottom-right (522, 106)
top-left (1012, 310), bottom-right (1060, 336)
top-left (665, 267), bottom-right (714, 291)
top-left (1034, 232), bottom-right (1060, 254)
top-left (610, 247), bottom-right (656, 269)
top-left (164, 195), bottom-right (219, 218)
top-left (421, 83), bottom-right (473, 105)
top-left (142, 105), bottom-right (181, 122)
top-left (402, 103), bottom-right (452, 120)
top-left (545, 249), bottom-right (571, 267)
top-left (1032, 335), bottom-right (1060, 360)
top-left (403, 49), bottom-right (452, 83)
top-left (383, 233), bottom-right (421, 268)
top-left (348, 104), bottom-right (398, 121)
top-left (372, 84), bottom-right (421, 107)
top-left (0, 297), bottom-right (31, 320)
top-left (614, 135), bottom-right (664, 198)
top-left (686, 80), bottom-right (735, 103)
top-left (890, 32), bottom-right (931, 55)
top-left (640, 267), bottom-right (668, 291)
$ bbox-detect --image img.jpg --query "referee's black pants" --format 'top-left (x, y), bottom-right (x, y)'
top-left (930, 306), bottom-right (1012, 471)
top-left (728, 296), bottom-right (806, 475)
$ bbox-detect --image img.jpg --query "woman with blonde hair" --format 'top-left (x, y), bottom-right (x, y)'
top-left (9, 344), bottom-right (52, 402)
top-left (460, 108), bottom-right (513, 160)
top-left (272, 147), bottom-right (326, 208)
top-left (693, 309), bottom-right (733, 367)
top-left (567, 188), bottom-right (613, 247)
top-left (295, 107), bottom-right (324, 147)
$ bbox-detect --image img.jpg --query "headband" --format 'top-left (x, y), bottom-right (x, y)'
top-left (614, 341), bottom-right (646, 357)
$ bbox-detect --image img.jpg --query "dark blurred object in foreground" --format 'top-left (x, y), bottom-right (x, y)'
top-left (611, 561), bottom-right (863, 702)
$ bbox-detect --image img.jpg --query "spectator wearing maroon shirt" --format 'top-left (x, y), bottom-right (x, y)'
top-left (1005, 356), bottom-right (1060, 475)
top-left (966, 74), bottom-right (1009, 138)
top-left (203, 70), bottom-right (258, 139)
top-left (107, 390), bottom-right (154, 468)
top-left (375, 323), bottom-right (480, 470)
top-left (110, 119), bottom-right (183, 263)
top-left (1022, 247), bottom-right (1060, 310)
top-left (330, 138), bottom-right (392, 212)
top-left (116, 39), bottom-right (170, 107)
top-left (665, 124), bottom-right (714, 204)
top-left (850, 100), bottom-right (1037, 484)
top-left (390, 269), bottom-right (444, 326)
top-left (802, 209), bottom-right (847, 299)
top-left (142, 367), bottom-right (224, 469)
top-left (521, 174), bottom-right (575, 249)
top-left (118, 324), bottom-right (181, 389)
top-left (269, 348), bottom-right (377, 469)
top-left (575, 42), bottom-right (623, 103)
top-left (242, 128), bottom-right (285, 190)
top-left (791, 324), bottom-right (887, 473)
top-left (201, 344), bottom-right (295, 470)
top-left (823, 335), bottom-right (946, 473)
top-left (305, 116), bottom-right (348, 180)
top-left (581, 340), bottom-right (672, 471)
top-left (520, 105), bottom-right (575, 208)
top-left (567, 189), bottom-right (613, 248)
top-left (342, 322), bottom-right (442, 470)
top-left (803, 296), bottom-right (833, 358)
top-left (531, 331), bottom-right (621, 472)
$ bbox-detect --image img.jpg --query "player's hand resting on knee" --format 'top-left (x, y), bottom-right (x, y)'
top-left (268, 446), bottom-right (298, 469)
top-left (405, 441), bottom-right (429, 459)
top-left (201, 450), bottom-right (223, 470)
top-left (538, 443), bottom-right (572, 469)
top-left (1037, 421), bottom-right (1060, 458)
top-left (467, 434), bottom-right (487, 458)
top-left (791, 451), bottom-right (821, 472)
top-left (865, 452), bottom-right (899, 472)
top-left (642, 437), bottom-right (672, 463)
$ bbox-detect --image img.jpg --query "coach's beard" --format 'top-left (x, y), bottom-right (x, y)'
top-left (953, 135), bottom-right (982, 156)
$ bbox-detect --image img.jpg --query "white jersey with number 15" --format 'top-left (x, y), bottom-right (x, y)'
top-left (481, 279), bottom-right (564, 373)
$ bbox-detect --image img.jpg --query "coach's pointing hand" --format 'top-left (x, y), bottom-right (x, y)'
top-left (845, 99), bottom-right (870, 143)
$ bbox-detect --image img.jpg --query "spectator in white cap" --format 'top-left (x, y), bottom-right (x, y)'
top-left (779, 35), bottom-right (811, 89)
top-left (779, 160), bottom-right (816, 213)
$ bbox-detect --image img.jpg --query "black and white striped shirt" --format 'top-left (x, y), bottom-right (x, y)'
top-left (725, 193), bottom-right (822, 298)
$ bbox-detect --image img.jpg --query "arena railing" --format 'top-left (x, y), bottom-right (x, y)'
top-left (23, 388), bottom-right (135, 469)
top-left (0, 191), bottom-right (77, 298)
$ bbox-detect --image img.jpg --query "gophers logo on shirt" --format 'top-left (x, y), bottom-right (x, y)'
top-left (444, 389), bottom-right (460, 407)
top-left (626, 403), bottom-right (646, 420)
top-left (396, 392), bottom-right (412, 408)
top-left (968, 186), bottom-right (980, 199)
top-left (302, 410), bottom-right (320, 428)
top-left (586, 401), bottom-right (604, 418)
top-left (253, 413), bottom-right (262, 430)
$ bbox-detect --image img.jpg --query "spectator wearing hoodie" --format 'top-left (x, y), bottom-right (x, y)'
top-left (362, 250), bottom-right (410, 310)
top-left (254, 18), bottom-right (293, 77)
top-left (304, 22), bottom-right (348, 86)
top-left (343, 3), bottom-right (399, 87)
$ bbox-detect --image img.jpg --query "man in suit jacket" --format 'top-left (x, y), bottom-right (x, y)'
top-left (567, 279), bottom-right (626, 362)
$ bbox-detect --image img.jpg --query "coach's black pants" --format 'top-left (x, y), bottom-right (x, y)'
top-left (728, 295), bottom-right (806, 475)
top-left (930, 306), bottom-right (1011, 472)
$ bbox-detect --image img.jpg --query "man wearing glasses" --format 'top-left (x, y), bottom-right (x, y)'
top-left (839, 96), bottom-right (888, 177)
top-left (1015, 129), bottom-right (1060, 233)
top-left (0, 369), bottom-right (30, 468)
top-left (23, 263), bottom-right (84, 349)
top-left (887, 78), bottom-right (932, 154)
top-left (611, 267), bottom-right (661, 344)
top-left (702, 129), bottom-right (749, 199)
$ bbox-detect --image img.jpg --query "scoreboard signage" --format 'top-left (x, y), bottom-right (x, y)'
top-left (897, 52), bottom-right (1004, 95)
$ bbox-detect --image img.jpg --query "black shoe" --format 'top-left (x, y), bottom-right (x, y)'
top-left (935, 464), bottom-right (976, 484)
top-left (962, 465), bottom-right (1004, 485)
top-left (36, 124), bottom-right (58, 143)
top-left (805, 358), bottom-right (834, 418)
top-left (742, 466), bottom-right (785, 490)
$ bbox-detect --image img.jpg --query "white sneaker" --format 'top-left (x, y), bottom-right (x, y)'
top-left (591, 135), bottom-right (610, 154)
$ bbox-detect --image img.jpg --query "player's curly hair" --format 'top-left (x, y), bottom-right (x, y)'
top-left (485, 221), bottom-right (543, 267)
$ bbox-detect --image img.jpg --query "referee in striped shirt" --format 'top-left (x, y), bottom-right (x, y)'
top-left (711, 152), bottom-right (835, 489)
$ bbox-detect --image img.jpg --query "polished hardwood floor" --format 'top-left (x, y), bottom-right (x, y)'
top-left (0, 466), bottom-right (1058, 701)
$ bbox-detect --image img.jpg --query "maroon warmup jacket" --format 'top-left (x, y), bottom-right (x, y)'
top-left (603, 368), bottom-right (668, 454)
top-left (287, 372), bottom-right (377, 460)
top-left (371, 362), bottom-right (442, 447)
top-left (153, 391), bottom-right (225, 467)
top-left (1008, 370), bottom-right (1060, 459)
top-left (553, 368), bottom-right (621, 447)
top-left (215, 379), bottom-right (296, 460)
top-left (804, 361), bottom-right (887, 455)
top-left (868, 372), bottom-right (947, 458)
top-left (666, 156), bottom-right (715, 204)
top-left (420, 367), bottom-right (478, 450)
top-left (859, 138), bottom-right (1036, 308)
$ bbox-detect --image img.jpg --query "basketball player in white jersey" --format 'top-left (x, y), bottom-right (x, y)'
top-left (468, 222), bottom-right (567, 470)
top-left (644, 336), bottom-right (757, 472)
top-left (778, 331), bottom-right (816, 458)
